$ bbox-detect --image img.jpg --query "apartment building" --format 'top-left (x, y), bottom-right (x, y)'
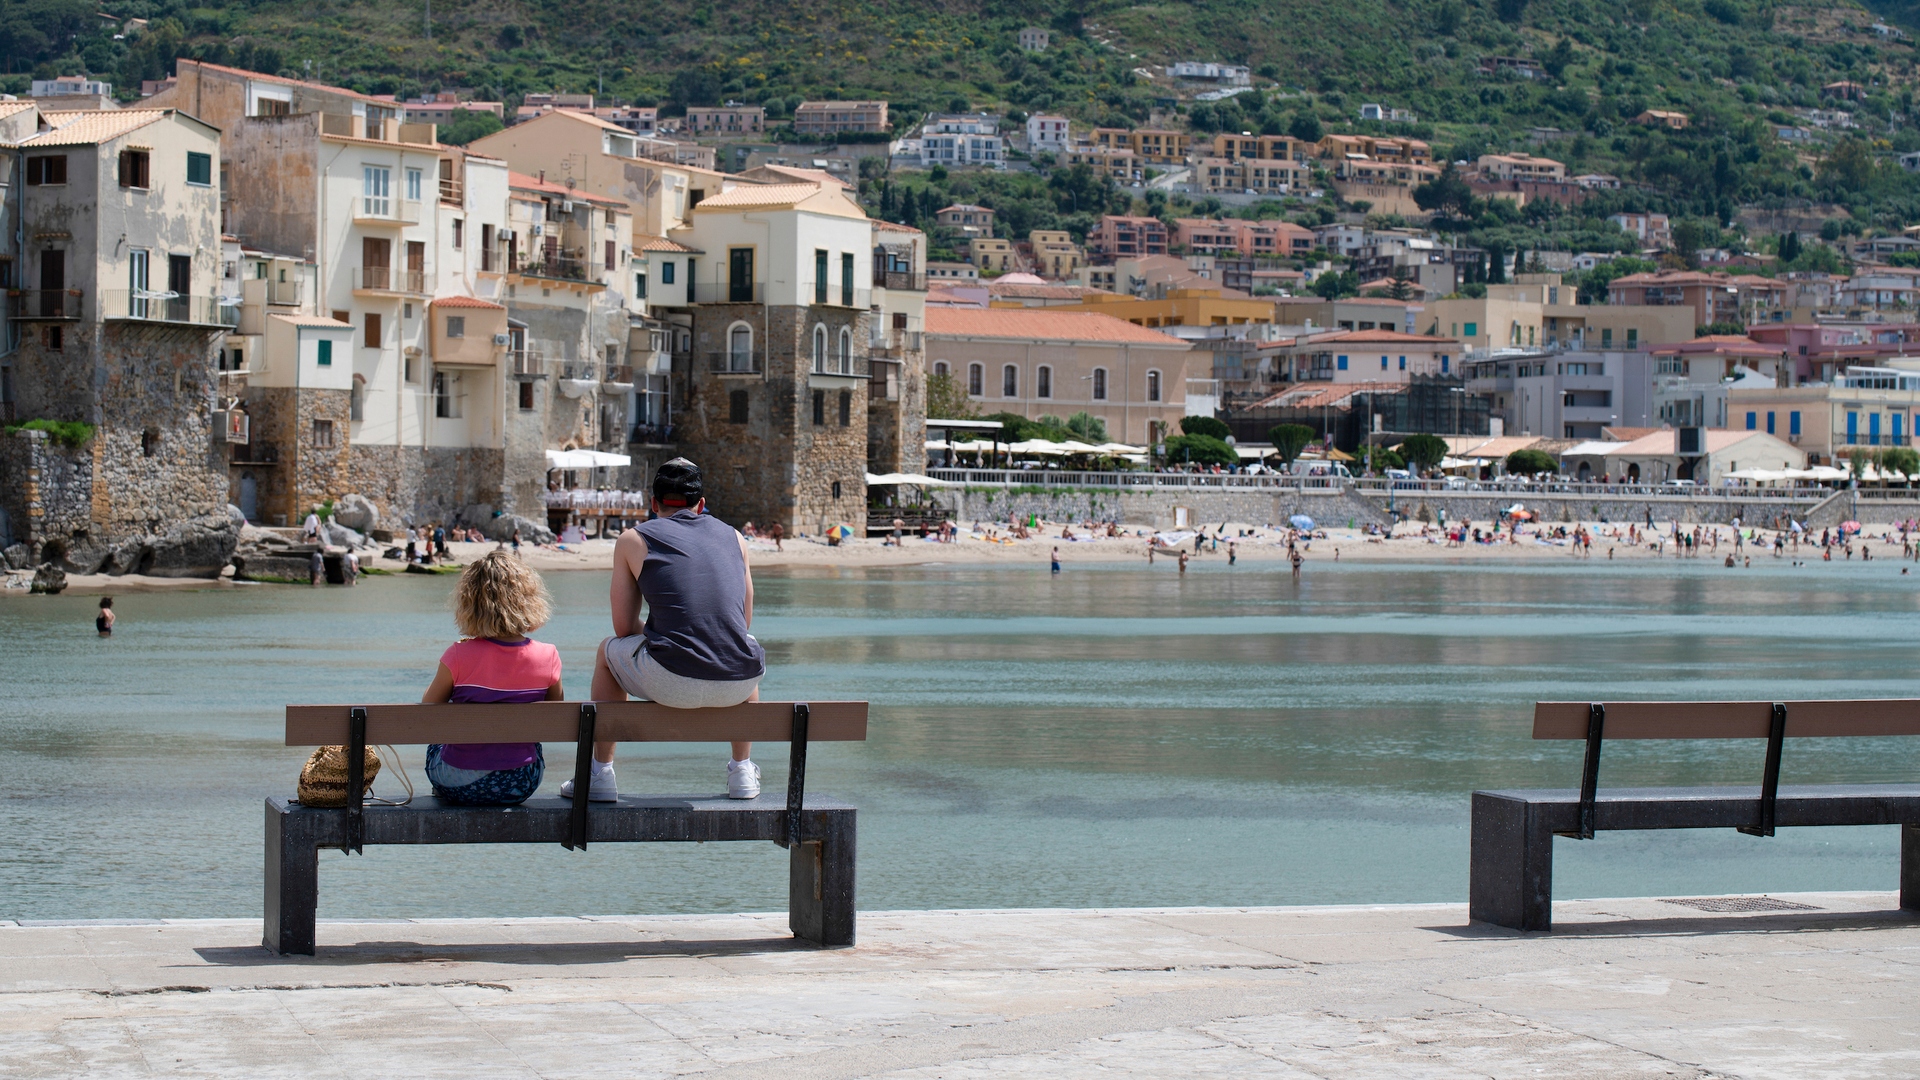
top-left (513, 92), bottom-right (596, 124)
top-left (1609, 212), bottom-right (1673, 250)
top-left (1091, 128), bottom-right (1190, 165)
top-left (919, 113), bottom-right (1005, 167)
top-left (1170, 218), bottom-right (1315, 258)
top-left (1087, 215), bottom-right (1169, 260)
top-left (924, 308), bottom-right (1194, 444)
top-left (793, 100), bottom-right (889, 135)
top-left (1057, 288), bottom-right (1275, 330)
top-left (1463, 350), bottom-right (1656, 439)
top-left (1428, 279), bottom-right (1696, 353)
top-left (1211, 133), bottom-right (1310, 162)
top-left (1730, 367), bottom-right (1920, 463)
top-left (1262, 330), bottom-right (1460, 385)
top-left (684, 105), bottom-right (766, 135)
top-left (1026, 230), bottom-right (1084, 279)
top-left (403, 93), bottom-right (505, 124)
top-left (0, 106), bottom-right (237, 567)
top-left (1025, 114), bottom-right (1070, 151)
top-left (1317, 134), bottom-right (1432, 165)
top-left (934, 203), bottom-right (995, 237)
top-left (596, 106), bottom-right (658, 134)
top-left (1475, 152), bottom-right (1566, 181)
top-left (869, 220), bottom-right (930, 475)
top-left (964, 238), bottom-right (1015, 272)
top-left (1064, 145), bottom-right (1145, 184)
top-left (1197, 156), bottom-right (1310, 195)
top-left (1605, 270), bottom-right (1761, 329)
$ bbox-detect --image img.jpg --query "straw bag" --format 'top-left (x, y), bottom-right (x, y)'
top-left (297, 744), bottom-right (413, 807)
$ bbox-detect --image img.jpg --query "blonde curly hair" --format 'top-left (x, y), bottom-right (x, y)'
top-left (452, 551), bottom-right (552, 640)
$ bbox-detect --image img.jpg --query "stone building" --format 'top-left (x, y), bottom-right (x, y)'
top-left (0, 106), bottom-right (237, 572)
top-left (869, 221), bottom-right (929, 475)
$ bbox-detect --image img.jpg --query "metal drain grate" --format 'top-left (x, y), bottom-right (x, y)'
top-left (1659, 896), bottom-right (1821, 913)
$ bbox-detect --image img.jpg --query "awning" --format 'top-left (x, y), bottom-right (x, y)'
top-left (865, 472), bottom-right (959, 487)
top-left (546, 448), bottom-right (631, 469)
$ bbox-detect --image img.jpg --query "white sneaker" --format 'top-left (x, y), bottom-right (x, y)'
top-left (727, 759), bottom-right (761, 800)
top-left (560, 765), bottom-right (618, 802)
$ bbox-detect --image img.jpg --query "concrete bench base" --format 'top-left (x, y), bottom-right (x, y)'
top-left (265, 795), bottom-right (855, 955)
top-left (1469, 784), bottom-right (1920, 931)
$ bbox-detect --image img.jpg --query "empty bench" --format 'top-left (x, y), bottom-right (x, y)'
top-left (1470, 699), bottom-right (1920, 931)
top-left (267, 700), bottom-right (866, 955)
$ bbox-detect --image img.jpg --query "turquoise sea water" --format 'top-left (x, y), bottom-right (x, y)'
top-left (2, 558), bottom-right (1919, 920)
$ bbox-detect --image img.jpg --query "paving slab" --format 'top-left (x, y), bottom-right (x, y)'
top-left (0, 893), bottom-right (1915, 1078)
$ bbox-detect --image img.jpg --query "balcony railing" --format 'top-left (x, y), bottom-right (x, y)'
top-left (876, 270), bottom-right (927, 291)
top-left (266, 278), bottom-right (304, 306)
top-left (601, 364), bottom-right (635, 387)
top-left (706, 349), bottom-right (764, 374)
top-left (355, 267), bottom-right (429, 294)
top-left (809, 355), bottom-right (870, 378)
top-left (439, 177), bottom-right (464, 205)
top-left (554, 360), bottom-right (600, 382)
top-left (354, 198), bottom-right (423, 226)
top-left (691, 281), bottom-right (766, 304)
top-left (101, 291), bottom-right (239, 327)
top-left (509, 351), bottom-right (546, 378)
top-left (519, 255), bottom-right (593, 282)
top-left (6, 289), bottom-right (82, 320)
top-left (230, 441), bottom-right (279, 466)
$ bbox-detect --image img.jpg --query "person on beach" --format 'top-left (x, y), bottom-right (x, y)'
top-left (420, 551), bottom-right (562, 805)
top-left (309, 549), bottom-right (324, 586)
top-left (1178, 550), bottom-right (1189, 574)
top-left (95, 597), bottom-right (114, 637)
top-left (569, 458), bottom-right (767, 803)
top-left (1051, 546), bottom-right (1061, 574)
top-left (1289, 544), bottom-right (1303, 580)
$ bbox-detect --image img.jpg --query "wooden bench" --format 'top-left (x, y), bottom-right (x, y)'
top-left (268, 700), bottom-right (867, 955)
top-left (1469, 700), bottom-right (1920, 931)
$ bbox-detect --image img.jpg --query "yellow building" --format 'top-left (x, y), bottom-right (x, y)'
top-left (1027, 230), bottom-right (1084, 279)
top-left (1050, 287), bottom-right (1275, 329)
top-left (1091, 127), bottom-right (1191, 165)
top-left (1426, 280), bottom-right (1697, 352)
top-left (966, 237), bottom-right (1015, 272)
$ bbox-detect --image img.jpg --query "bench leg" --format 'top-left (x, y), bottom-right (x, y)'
top-left (264, 803), bottom-right (320, 955)
top-left (789, 809), bottom-right (856, 947)
top-left (1903, 824), bottom-right (1920, 913)
top-left (1469, 792), bottom-right (1554, 932)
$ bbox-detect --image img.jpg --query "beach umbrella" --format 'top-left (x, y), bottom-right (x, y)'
top-left (1840, 520), bottom-right (1862, 534)
top-left (1290, 514), bottom-right (1315, 530)
top-left (1509, 510), bottom-right (1535, 521)
top-left (1790, 520), bottom-right (1804, 533)
top-left (827, 523), bottom-right (856, 541)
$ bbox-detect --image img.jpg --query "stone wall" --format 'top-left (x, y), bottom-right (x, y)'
top-left (235, 385), bottom-right (351, 525)
top-left (948, 486), bottom-right (1389, 530)
top-left (348, 445), bottom-right (506, 526)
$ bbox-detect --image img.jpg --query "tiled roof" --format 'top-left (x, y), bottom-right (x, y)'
top-left (176, 59), bottom-right (391, 107)
top-left (270, 314), bottom-right (354, 328)
top-left (431, 295), bottom-right (506, 309)
top-left (1652, 335), bottom-right (1785, 357)
top-left (985, 283), bottom-right (1108, 300)
top-left (506, 170), bottom-right (622, 207)
top-left (1305, 329), bottom-right (1457, 345)
top-left (25, 110), bottom-right (173, 146)
top-left (755, 165), bottom-right (847, 188)
top-left (635, 234), bottom-right (698, 253)
top-left (0, 101), bottom-right (36, 121)
top-left (925, 307), bottom-right (1188, 346)
top-left (873, 220), bottom-right (923, 233)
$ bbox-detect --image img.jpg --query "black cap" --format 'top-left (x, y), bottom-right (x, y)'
top-left (653, 457), bottom-right (703, 505)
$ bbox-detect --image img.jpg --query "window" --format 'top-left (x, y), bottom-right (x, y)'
top-left (331, 309), bottom-right (350, 325)
top-left (450, 219), bottom-right (463, 250)
top-left (1767, 411), bottom-right (1776, 435)
top-left (815, 249), bottom-right (829, 304)
top-left (831, 480), bottom-right (843, 499)
top-left (25, 155), bottom-right (67, 185)
top-left (141, 428), bottom-right (158, 457)
top-left (1336, 355), bottom-right (1348, 371)
top-left (43, 325), bottom-right (62, 351)
top-left (839, 389), bottom-right (851, 426)
top-left (118, 149), bottom-right (151, 189)
top-left (1896, 414), bottom-right (1906, 445)
top-left (1092, 367), bottom-right (1107, 400)
top-left (404, 354), bottom-right (417, 382)
top-left (635, 270), bottom-right (647, 299)
top-left (1440, 355), bottom-right (1450, 374)
top-left (312, 419), bottom-right (335, 448)
top-left (729, 324), bottom-right (753, 371)
top-left (518, 381), bottom-right (535, 411)
top-left (1601, 328), bottom-right (1614, 348)
top-left (1462, 322), bottom-right (1477, 338)
top-left (812, 388), bottom-right (826, 425)
top-left (363, 166), bottom-right (391, 216)
top-left (1146, 370), bottom-right (1161, 402)
top-left (606, 240), bottom-right (617, 272)
top-left (1037, 365), bottom-right (1052, 399)
top-left (1847, 411), bottom-right (1858, 445)
top-left (728, 388), bottom-right (750, 423)
top-left (1871, 413), bottom-right (1882, 445)
top-left (1002, 365), bottom-right (1018, 397)
top-left (186, 152), bottom-right (212, 187)
top-left (838, 328), bottom-right (852, 374)
top-left (364, 312), bottom-right (382, 348)
top-left (1626, 328), bottom-right (1638, 348)
top-left (729, 246), bottom-right (754, 302)
top-left (812, 324), bottom-right (828, 373)
top-left (446, 315), bottom-right (465, 338)
top-left (406, 167), bottom-right (423, 202)
top-left (933, 361), bottom-right (949, 378)
top-left (1746, 411), bottom-right (1756, 431)
top-left (317, 339), bottom-right (333, 367)
top-left (1790, 411), bottom-right (1801, 436)
top-left (433, 372), bottom-right (459, 418)
top-left (351, 379), bottom-right (366, 420)
top-left (661, 261), bottom-right (675, 284)
top-left (842, 252), bottom-right (855, 307)
top-left (1398, 355), bottom-right (1407, 370)
top-left (968, 363), bottom-right (983, 396)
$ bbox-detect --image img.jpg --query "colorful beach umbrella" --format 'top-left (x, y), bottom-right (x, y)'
top-left (1290, 515), bottom-right (1315, 530)
top-left (1840, 520), bottom-right (1862, 534)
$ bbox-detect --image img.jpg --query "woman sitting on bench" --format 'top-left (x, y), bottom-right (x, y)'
top-left (420, 551), bottom-right (565, 805)
top-left (565, 457), bottom-right (766, 803)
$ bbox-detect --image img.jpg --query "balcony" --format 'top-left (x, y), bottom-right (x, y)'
top-left (517, 255), bottom-right (596, 283)
top-left (509, 351), bottom-right (547, 379)
top-left (354, 267), bottom-right (430, 295)
top-left (706, 350), bottom-right (764, 374)
top-left (601, 364), bottom-right (635, 388)
top-left (439, 176), bottom-right (464, 206)
top-left (691, 281), bottom-right (766, 304)
top-left (230, 441), bottom-right (279, 466)
top-left (876, 270), bottom-right (927, 291)
top-left (6, 289), bottom-right (82, 320)
top-left (353, 198), bottom-right (423, 227)
top-left (810, 355), bottom-right (870, 379)
top-left (266, 278), bottom-right (304, 306)
top-left (101, 291), bottom-right (239, 327)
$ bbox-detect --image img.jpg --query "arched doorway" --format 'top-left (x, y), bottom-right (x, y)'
top-left (1626, 463), bottom-right (1640, 482)
top-left (239, 472), bottom-right (258, 522)
top-left (1576, 462), bottom-right (1592, 482)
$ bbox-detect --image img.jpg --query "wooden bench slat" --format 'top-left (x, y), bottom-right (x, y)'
top-left (1533, 700), bottom-right (1920, 740)
top-left (284, 701), bottom-right (869, 746)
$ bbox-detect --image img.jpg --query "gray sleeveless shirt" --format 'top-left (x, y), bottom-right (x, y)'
top-left (634, 510), bottom-right (766, 681)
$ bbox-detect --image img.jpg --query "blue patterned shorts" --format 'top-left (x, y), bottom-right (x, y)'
top-left (425, 744), bottom-right (544, 806)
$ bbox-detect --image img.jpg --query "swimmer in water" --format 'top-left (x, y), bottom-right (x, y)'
top-left (95, 597), bottom-right (115, 637)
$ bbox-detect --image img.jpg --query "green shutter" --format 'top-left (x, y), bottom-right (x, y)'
top-left (317, 338), bottom-right (332, 366)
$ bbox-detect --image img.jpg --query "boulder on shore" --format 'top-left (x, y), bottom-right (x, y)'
top-left (333, 494), bottom-right (381, 533)
top-left (30, 563), bottom-right (66, 594)
top-left (98, 515), bottom-right (239, 578)
top-left (322, 522), bottom-right (368, 549)
top-left (483, 514), bottom-right (554, 545)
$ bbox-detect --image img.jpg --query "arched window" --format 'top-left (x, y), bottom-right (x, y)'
top-left (812, 324), bottom-right (828, 373)
top-left (1092, 367), bottom-right (1107, 401)
top-left (967, 363), bottom-right (983, 396)
top-left (1002, 364), bottom-right (1018, 397)
top-left (1146, 369), bottom-right (1161, 402)
top-left (1036, 365), bottom-right (1052, 399)
top-left (727, 322), bottom-right (754, 373)
top-left (838, 327), bottom-right (852, 374)
top-left (933, 361), bottom-right (949, 378)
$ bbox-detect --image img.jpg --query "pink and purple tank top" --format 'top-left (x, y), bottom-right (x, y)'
top-left (436, 637), bottom-right (561, 770)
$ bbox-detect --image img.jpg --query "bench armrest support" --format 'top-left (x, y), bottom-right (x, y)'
top-left (346, 707), bottom-right (367, 855)
top-left (783, 703), bottom-right (810, 849)
top-left (1737, 703), bottom-right (1788, 838)
top-left (565, 704), bottom-right (596, 850)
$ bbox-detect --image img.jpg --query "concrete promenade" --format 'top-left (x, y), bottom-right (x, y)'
top-left (2, 894), bottom-right (1916, 1078)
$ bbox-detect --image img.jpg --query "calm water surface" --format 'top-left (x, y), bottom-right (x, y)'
top-left (3, 558), bottom-right (1919, 920)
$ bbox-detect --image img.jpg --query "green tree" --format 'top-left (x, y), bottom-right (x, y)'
top-left (926, 372), bottom-right (977, 420)
top-left (1066, 412), bottom-right (1109, 442)
top-left (1505, 448), bottom-right (1558, 476)
top-left (1881, 446), bottom-right (1919, 483)
top-left (1164, 433), bottom-right (1238, 467)
top-left (1268, 423), bottom-right (1315, 463)
top-left (1178, 414), bottom-right (1232, 440)
top-left (1412, 163), bottom-right (1476, 222)
top-left (1399, 433), bottom-right (1448, 474)
top-left (1288, 112), bottom-right (1322, 143)
top-left (1778, 230), bottom-right (1802, 263)
top-left (1313, 270), bottom-right (1358, 299)
top-left (438, 111), bottom-right (504, 146)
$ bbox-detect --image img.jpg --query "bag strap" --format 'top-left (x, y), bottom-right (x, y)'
top-left (365, 744), bottom-right (414, 806)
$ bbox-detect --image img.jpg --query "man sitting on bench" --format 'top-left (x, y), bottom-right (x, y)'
top-left (564, 458), bottom-right (767, 803)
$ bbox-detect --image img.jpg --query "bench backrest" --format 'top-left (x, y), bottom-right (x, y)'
top-left (1534, 700), bottom-right (1920, 741)
top-left (285, 701), bottom-right (868, 746)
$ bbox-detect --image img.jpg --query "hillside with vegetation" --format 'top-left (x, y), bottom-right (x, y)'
top-left (15, 0), bottom-right (1920, 256)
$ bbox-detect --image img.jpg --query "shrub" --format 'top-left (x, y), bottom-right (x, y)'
top-left (1163, 433), bottom-right (1238, 467)
top-left (5, 418), bottom-right (95, 449)
top-left (1399, 433), bottom-right (1449, 473)
top-left (1505, 448), bottom-right (1558, 476)
top-left (1268, 423), bottom-right (1315, 463)
top-left (1178, 414), bottom-right (1231, 440)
